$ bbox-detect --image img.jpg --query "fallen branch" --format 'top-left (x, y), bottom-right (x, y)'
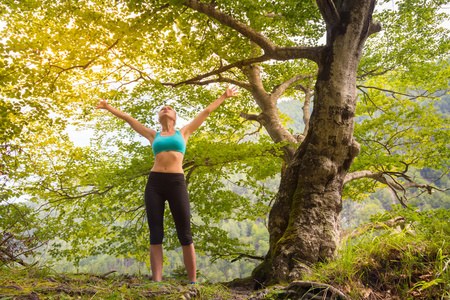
top-left (0, 247), bottom-right (29, 267)
top-left (213, 252), bottom-right (265, 263)
top-left (36, 284), bottom-right (97, 296)
top-left (74, 269), bottom-right (117, 280)
top-left (345, 216), bottom-right (406, 239)
top-left (101, 270), bottom-right (117, 278)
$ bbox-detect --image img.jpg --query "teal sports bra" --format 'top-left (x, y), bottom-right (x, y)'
top-left (152, 130), bottom-right (186, 156)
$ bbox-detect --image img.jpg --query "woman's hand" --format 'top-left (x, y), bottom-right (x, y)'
top-left (223, 86), bottom-right (238, 98)
top-left (95, 98), bottom-right (109, 110)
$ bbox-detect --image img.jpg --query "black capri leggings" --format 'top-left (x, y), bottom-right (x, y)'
top-left (144, 172), bottom-right (193, 246)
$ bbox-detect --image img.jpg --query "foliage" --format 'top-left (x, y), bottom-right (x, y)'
top-left (306, 207), bottom-right (450, 299)
top-left (0, 200), bottom-right (58, 267)
top-left (372, 204), bottom-right (450, 240)
top-left (345, 71), bottom-right (450, 202)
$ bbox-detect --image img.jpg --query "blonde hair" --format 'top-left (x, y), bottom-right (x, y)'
top-left (158, 105), bottom-right (177, 126)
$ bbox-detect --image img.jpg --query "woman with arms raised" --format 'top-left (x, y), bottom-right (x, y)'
top-left (95, 86), bottom-right (237, 284)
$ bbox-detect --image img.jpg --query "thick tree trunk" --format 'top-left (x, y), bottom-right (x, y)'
top-left (252, 0), bottom-right (378, 286)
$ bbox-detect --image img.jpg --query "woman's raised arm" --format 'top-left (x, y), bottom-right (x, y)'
top-left (181, 86), bottom-right (238, 139)
top-left (95, 99), bottom-right (157, 142)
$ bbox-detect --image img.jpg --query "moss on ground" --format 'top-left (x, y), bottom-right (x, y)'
top-left (0, 267), bottom-right (239, 299)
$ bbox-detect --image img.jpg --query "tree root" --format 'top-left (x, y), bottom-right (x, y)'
top-left (74, 269), bottom-right (117, 279)
top-left (345, 216), bottom-right (406, 239)
top-left (7, 291), bottom-right (42, 300)
top-left (36, 284), bottom-right (97, 296)
top-left (248, 281), bottom-right (348, 300)
top-left (285, 281), bottom-right (349, 300)
top-left (180, 286), bottom-right (200, 300)
top-left (0, 285), bottom-right (24, 291)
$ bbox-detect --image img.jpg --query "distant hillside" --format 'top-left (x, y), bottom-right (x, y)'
top-left (277, 98), bottom-right (306, 134)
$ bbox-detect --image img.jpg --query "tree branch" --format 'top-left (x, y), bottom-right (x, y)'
top-left (180, 75), bottom-right (253, 91)
top-left (239, 112), bottom-right (260, 122)
top-left (344, 169), bottom-right (449, 207)
top-left (184, 164), bottom-right (198, 187)
top-left (357, 85), bottom-right (433, 99)
top-left (123, 63), bottom-right (154, 81)
top-left (101, 270), bottom-right (117, 278)
top-left (244, 123), bottom-right (264, 137)
top-left (368, 20), bottom-right (382, 36)
top-left (171, 54), bottom-right (270, 86)
top-left (49, 39), bottom-right (120, 73)
top-left (316, 0), bottom-right (340, 27)
top-left (183, 0), bottom-right (277, 54)
top-left (213, 252), bottom-right (264, 262)
top-left (271, 46), bottom-right (322, 62)
top-left (182, 0), bottom-right (321, 63)
top-left (37, 183), bottom-right (115, 201)
top-left (0, 247), bottom-right (29, 267)
top-left (345, 216), bottom-right (406, 239)
top-left (344, 170), bottom-right (381, 184)
top-left (271, 74), bottom-right (313, 101)
top-left (357, 67), bottom-right (393, 79)
top-left (357, 86), bottom-right (386, 114)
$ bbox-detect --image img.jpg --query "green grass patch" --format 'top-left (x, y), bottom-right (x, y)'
top-left (304, 207), bottom-right (450, 299)
top-left (0, 266), bottom-right (234, 299)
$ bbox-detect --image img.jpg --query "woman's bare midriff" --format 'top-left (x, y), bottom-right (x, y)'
top-left (151, 151), bottom-right (184, 173)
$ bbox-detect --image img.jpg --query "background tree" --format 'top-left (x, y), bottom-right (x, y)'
top-left (1, 0), bottom-right (449, 285)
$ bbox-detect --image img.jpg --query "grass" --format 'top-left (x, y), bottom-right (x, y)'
top-left (0, 266), bottom-right (235, 299)
top-left (303, 207), bottom-right (450, 299)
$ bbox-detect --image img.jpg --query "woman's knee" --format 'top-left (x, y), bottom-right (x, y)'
top-left (178, 231), bottom-right (193, 246)
top-left (150, 226), bottom-right (164, 245)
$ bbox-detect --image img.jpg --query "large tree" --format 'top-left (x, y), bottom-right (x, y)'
top-left (1, 0), bottom-right (449, 284)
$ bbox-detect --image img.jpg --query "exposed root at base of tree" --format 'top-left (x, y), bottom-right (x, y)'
top-left (4, 291), bottom-right (42, 300)
top-left (247, 281), bottom-right (348, 300)
top-left (74, 269), bottom-right (118, 279)
top-left (35, 284), bottom-right (98, 296)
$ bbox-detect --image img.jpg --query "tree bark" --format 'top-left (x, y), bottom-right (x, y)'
top-left (252, 0), bottom-right (379, 286)
top-left (241, 65), bottom-right (299, 160)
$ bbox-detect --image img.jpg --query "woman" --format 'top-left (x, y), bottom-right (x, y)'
top-left (95, 86), bottom-right (238, 284)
